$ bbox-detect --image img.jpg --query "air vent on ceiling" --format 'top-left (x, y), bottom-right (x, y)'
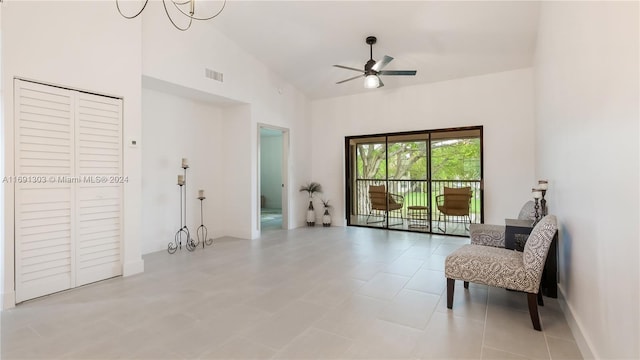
top-left (205, 68), bottom-right (224, 82)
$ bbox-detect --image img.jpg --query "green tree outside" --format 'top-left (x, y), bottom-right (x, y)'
top-left (356, 138), bottom-right (480, 181)
top-left (355, 137), bottom-right (481, 217)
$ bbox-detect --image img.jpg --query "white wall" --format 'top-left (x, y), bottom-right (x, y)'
top-left (141, 88), bottom-right (224, 254)
top-left (1, 1), bottom-right (144, 309)
top-left (310, 68), bottom-right (536, 226)
top-left (219, 105), bottom-right (255, 238)
top-left (142, 3), bottom-right (312, 233)
top-left (534, 2), bottom-right (639, 358)
top-left (0, 2), bottom-right (5, 309)
top-left (260, 135), bottom-right (283, 209)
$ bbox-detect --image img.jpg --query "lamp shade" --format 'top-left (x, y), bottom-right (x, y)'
top-left (364, 74), bottom-right (380, 89)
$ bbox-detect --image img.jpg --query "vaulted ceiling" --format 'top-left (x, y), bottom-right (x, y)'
top-left (210, 1), bottom-right (541, 100)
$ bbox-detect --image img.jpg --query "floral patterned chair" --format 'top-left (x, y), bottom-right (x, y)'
top-left (468, 200), bottom-right (536, 247)
top-left (445, 215), bottom-right (557, 331)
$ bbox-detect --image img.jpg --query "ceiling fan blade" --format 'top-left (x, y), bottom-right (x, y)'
top-left (379, 70), bottom-right (417, 76)
top-left (372, 55), bottom-right (394, 71)
top-left (377, 77), bottom-right (384, 88)
top-left (333, 65), bottom-right (365, 73)
top-left (336, 74), bottom-right (365, 84)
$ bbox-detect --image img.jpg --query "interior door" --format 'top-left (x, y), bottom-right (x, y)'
top-left (14, 80), bottom-right (124, 302)
top-left (14, 80), bottom-right (76, 302)
top-left (75, 92), bottom-right (123, 286)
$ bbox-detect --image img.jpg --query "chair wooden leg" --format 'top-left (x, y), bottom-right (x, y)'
top-left (447, 278), bottom-right (455, 309)
top-left (537, 291), bottom-right (544, 307)
top-left (464, 281), bottom-right (469, 289)
top-left (527, 292), bottom-right (542, 331)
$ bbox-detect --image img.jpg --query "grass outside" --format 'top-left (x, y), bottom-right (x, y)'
top-left (399, 191), bottom-right (481, 217)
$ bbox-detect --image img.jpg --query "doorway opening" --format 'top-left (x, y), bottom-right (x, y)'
top-left (258, 125), bottom-right (289, 231)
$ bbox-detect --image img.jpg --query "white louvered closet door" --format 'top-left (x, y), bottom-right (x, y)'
top-left (14, 80), bottom-right (76, 302)
top-left (14, 80), bottom-right (123, 302)
top-left (75, 92), bottom-right (123, 286)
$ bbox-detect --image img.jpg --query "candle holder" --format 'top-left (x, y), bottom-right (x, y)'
top-left (182, 164), bottom-right (198, 251)
top-left (169, 183), bottom-right (190, 254)
top-left (169, 161), bottom-right (198, 253)
top-left (538, 180), bottom-right (548, 216)
top-left (532, 188), bottom-right (542, 225)
top-left (197, 196), bottom-right (213, 248)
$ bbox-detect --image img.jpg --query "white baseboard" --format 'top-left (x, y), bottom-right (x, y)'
top-left (1, 290), bottom-right (15, 310)
top-left (123, 259), bottom-right (144, 276)
top-left (558, 284), bottom-right (597, 359)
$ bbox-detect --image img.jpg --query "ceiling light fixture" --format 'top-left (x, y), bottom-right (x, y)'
top-left (335, 36), bottom-right (415, 89)
top-left (116, 0), bottom-right (226, 31)
top-left (364, 74), bottom-right (381, 89)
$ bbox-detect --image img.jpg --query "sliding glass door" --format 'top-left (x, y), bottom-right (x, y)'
top-left (345, 127), bottom-right (483, 236)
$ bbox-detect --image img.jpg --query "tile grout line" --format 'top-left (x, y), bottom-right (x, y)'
top-left (480, 284), bottom-right (490, 359)
top-left (483, 345), bottom-right (531, 359)
top-left (543, 316), bottom-right (553, 359)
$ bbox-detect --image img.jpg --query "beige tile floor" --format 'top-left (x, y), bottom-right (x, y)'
top-left (1, 226), bottom-right (582, 359)
top-left (350, 215), bottom-right (472, 237)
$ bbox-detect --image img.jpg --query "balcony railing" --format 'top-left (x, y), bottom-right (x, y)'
top-left (353, 179), bottom-right (482, 224)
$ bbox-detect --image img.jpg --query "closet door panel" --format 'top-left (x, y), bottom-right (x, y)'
top-left (14, 80), bottom-right (75, 302)
top-left (75, 93), bottom-right (123, 286)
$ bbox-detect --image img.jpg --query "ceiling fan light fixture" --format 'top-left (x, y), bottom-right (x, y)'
top-left (364, 74), bottom-right (380, 89)
top-left (335, 36), bottom-right (416, 89)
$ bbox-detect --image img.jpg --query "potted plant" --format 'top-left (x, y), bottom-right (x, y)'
top-left (321, 199), bottom-right (332, 227)
top-left (299, 182), bottom-right (322, 226)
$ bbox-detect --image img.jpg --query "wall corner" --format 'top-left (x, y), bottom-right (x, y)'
top-left (123, 259), bottom-right (144, 277)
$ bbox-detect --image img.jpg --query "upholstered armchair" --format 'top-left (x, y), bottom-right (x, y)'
top-left (445, 215), bottom-right (558, 330)
top-left (469, 200), bottom-right (535, 247)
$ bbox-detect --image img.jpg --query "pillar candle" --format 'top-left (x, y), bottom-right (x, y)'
top-left (177, 175), bottom-right (185, 185)
top-left (538, 180), bottom-right (548, 190)
top-left (182, 158), bottom-right (188, 168)
top-left (532, 189), bottom-right (542, 199)
top-left (198, 189), bottom-right (205, 198)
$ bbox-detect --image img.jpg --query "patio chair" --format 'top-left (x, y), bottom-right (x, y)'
top-left (436, 187), bottom-right (472, 232)
top-left (367, 185), bottom-right (404, 226)
top-left (469, 200), bottom-right (535, 247)
top-left (445, 215), bottom-right (557, 331)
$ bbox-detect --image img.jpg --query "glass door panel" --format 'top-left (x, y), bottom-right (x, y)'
top-left (431, 129), bottom-right (482, 235)
top-left (348, 136), bottom-right (388, 228)
top-left (387, 134), bottom-right (430, 232)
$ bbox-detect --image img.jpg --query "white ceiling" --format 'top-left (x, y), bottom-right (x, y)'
top-left (210, 1), bottom-right (541, 100)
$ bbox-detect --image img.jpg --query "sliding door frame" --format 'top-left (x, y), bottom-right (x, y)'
top-left (345, 125), bottom-right (484, 236)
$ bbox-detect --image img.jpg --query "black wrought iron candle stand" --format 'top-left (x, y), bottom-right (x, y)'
top-left (169, 165), bottom-right (198, 253)
top-left (540, 190), bottom-right (547, 216)
top-left (169, 183), bottom-right (188, 253)
top-left (533, 198), bottom-right (540, 225)
top-left (197, 196), bottom-right (213, 249)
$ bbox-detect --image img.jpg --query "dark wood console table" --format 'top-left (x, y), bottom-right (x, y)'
top-left (505, 218), bottom-right (558, 298)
